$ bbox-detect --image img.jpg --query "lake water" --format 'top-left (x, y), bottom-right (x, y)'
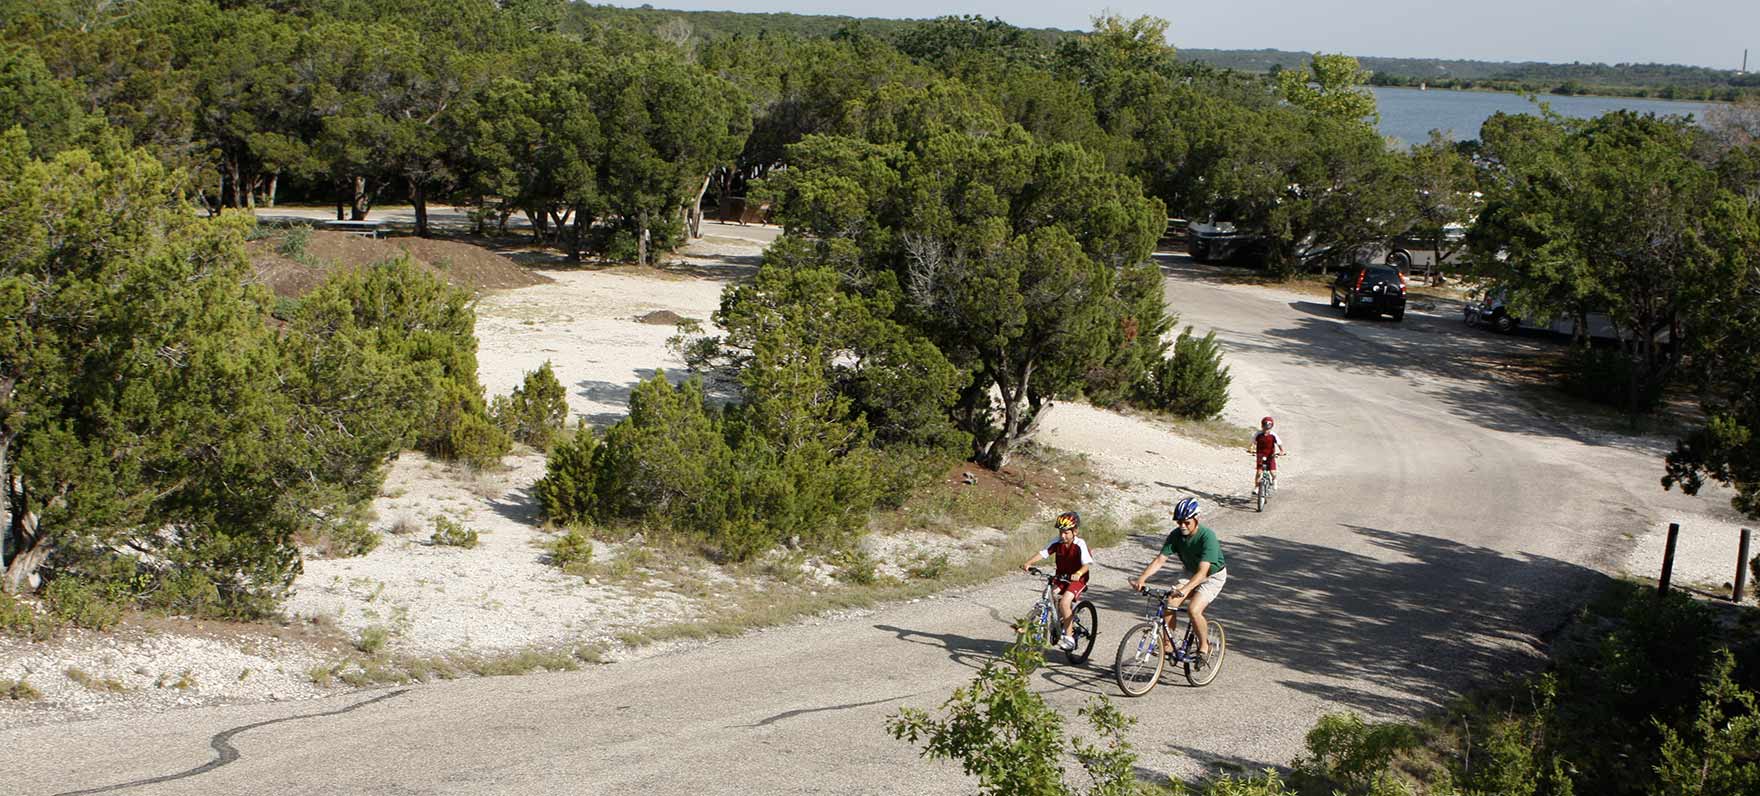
top-left (1371, 86), bottom-right (1714, 146)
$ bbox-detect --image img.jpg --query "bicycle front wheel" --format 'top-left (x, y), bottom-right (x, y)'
top-left (1065, 600), bottom-right (1098, 666)
top-left (1184, 620), bottom-right (1226, 687)
top-left (1256, 484), bottom-right (1265, 512)
top-left (1114, 622), bottom-right (1165, 697)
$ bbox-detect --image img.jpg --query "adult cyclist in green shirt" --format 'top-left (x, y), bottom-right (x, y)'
top-left (1128, 497), bottom-right (1227, 668)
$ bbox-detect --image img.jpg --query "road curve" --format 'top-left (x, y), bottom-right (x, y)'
top-left (5, 256), bottom-right (1681, 795)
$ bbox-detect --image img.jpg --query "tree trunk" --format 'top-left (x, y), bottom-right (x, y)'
top-left (981, 362), bottom-right (1034, 470)
top-left (351, 176), bottom-right (370, 221)
top-left (637, 209), bottom-right (650, 266)
top-left (1, 507), bottom-right (47, 595)
top-left (267, 173), bottom-right (279, 208)
top-left (410, 180), bottom-right (430, 238)
top-left (689, 173), bottom-right (712, 238)
top-left (228, 157), bottom-right (246, 210)
top-left (570, 206), bottom-right (585, 263)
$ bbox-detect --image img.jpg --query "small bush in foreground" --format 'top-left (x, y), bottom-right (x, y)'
top-left (430, 516), bottom-right (480, 549)
top-left (889, 625), bottom-right (1139, 795)
top-left (550, 529), bottom-right (595, 575)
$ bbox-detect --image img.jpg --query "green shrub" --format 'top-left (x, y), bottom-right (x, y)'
top-left (1291, 712), bottom-right (1421, 796)
top-left (888, 626), bottom-right (1140, 796)
top-left (142, 571), bottom-right (224, 618)
top-left (355, 625), bottom-right (391, 655)
top-left (533, 423), bottom-right (601, 525)
top-left (905, 552), bottom-right (950, 580)
top-left (429, 381), bottom-right (512, 469)
top-left (1136, 327), bottom-right (1232, 419)
top-left (43, 578), bottom-right (125, 631)
top-left (430, 516), bottom-right (480, 549)
top-left (277, 225), bottom-right (313, 259)
top-left (830, 548), bottom-right (878, 585)
top-left (1, 679), bottom-right (41, 700)
top-left (1561, 346), bottom-right (1663, 412)
top-left (0, 592), bottom-right (58, 641)
top-left (493, 361), bottom-right (570, 449)
top-left (550, 528), bottom-right (594, 575)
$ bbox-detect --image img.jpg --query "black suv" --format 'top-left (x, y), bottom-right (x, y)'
top-left (1331, 264), bottom-right (1407, 321)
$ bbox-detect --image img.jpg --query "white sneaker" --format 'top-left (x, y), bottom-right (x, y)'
top-left (1058, 634), bottom-right (1078, 651)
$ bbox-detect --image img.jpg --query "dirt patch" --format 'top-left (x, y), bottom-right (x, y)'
top-left (248, 230), bottom-right (551, 298)
top-left (635, 309), bottom-right (692, 326)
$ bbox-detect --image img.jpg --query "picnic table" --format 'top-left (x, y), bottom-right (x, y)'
top-left (324, 219), bottom-right (385, 238)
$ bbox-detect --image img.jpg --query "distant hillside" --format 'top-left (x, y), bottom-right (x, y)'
top-left (568, 7), bottom-right (1754, 100)
top-left (1181, 48), bottom-right (1759, 100)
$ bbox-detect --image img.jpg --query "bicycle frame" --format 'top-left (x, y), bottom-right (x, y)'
top-left (1135, 590), bottom-right (1200, 664)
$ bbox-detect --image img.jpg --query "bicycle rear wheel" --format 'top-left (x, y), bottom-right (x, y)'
top-left (1065, 600), bottom-right (1098, 665)
top-left (1114, 622), bottom-right (1165, 697)
top-left (1183, 620), bottom-right (1226, 687)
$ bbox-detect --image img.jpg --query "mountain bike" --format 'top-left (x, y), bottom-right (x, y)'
top-left (1025, 567), bottom-right (1098, 665)
top-left (1114, 586), bottom-right (1226, 696)
top-left (1254, 452), bottom-right (1282, 512)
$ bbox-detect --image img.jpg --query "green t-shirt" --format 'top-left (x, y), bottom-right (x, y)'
top-left (1160, 524), bottom-right (1226, 576)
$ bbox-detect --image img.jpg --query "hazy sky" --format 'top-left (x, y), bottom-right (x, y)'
top-left (600, 1), bottom-right (1757, 70)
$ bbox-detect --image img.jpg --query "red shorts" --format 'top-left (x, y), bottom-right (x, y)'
top-left (1055, 579), bottom-right (1088, 598)
top-left (1256, 455), bottom-right (1277, 471)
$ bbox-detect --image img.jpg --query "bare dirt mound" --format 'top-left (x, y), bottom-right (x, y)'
top-left (249, 231), bottom-right (552, 298)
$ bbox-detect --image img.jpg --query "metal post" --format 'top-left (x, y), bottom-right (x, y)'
top-left (1658, 522), bottom-right (1680, 597)
top-left (1735, 528), bottom-right (1752, 603)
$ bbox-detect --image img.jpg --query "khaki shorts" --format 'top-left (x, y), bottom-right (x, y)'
top-left (1176, 568), bottom-right (1227, 603)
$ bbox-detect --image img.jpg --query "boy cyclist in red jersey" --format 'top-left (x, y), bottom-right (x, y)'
top-left (1020, 511), bottom-right (1092, 651)
top-left (1250, 416), bottom-right (1286, 495)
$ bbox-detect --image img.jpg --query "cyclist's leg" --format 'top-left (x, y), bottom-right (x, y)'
top-left (1056, 587), bottom-right (1077, 637)
top-left (1187, 571), bottom-right (1227, 654)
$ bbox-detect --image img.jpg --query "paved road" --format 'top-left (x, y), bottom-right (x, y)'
top-left (7, 254), bottom-right (1672, 795)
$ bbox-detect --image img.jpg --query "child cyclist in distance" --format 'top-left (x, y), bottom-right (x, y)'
top-left (1251, 416), bottom-right (1287, 496)
top-left (1021, 511), bottom-right (1093, 651)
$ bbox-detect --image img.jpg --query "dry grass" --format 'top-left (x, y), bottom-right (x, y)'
top-left (1, 679), bottom-right (41, 700)
top-left (65, 667), bottom-right (126, 692)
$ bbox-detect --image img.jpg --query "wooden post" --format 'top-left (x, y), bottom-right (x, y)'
top-left (1735, 528), bottom-right (1752, 603)
top-left (1658, 522), bottom-right (1680, 597)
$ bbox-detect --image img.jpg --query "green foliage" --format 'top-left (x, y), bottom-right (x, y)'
top-left (492, 361), bottom-right (571, 450)
top-left (430, 516), bottom-right (479, 549)
top-left (355, 625), bottom-right (390, 655)
top-left (549, 528), bottom-right (594, 575)
top-left (1290, 713), bottom-right (1421, 796)
top-left (0, 591), bottom-right (57, 641)
top-left (277, 225), bottom-right (312, 260)
top-left (533, 423), bottom-right (601, 526)
top-left (538, 371), bottom-right (890, 562)
top-left (1277, 54), bottom-right (1379, 125)
top-left (0, 139), bottom-right (301, 609)
top-left (1474, 110), bottom-right (1759, 419)
top-left (1136, 328), bottom-right (1233, 419)
top-left (887, 624), bottom-right (1140, 796)
top-left (1654, 650), bottom-right (1760, 795)
top-left (1, 678), bottom-right (40, 700)
top-left (43, 578), bottom-right (125, 631)
top-left (1562, 347), bottom-right (1664, 412)
top-left (830, 548), bottom-right (878, 585)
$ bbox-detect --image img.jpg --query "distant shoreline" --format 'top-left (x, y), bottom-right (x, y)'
top-left (1370, 84), bottom-right (1728, 106)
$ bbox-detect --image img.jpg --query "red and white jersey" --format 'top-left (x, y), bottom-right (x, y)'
top-left (1043, 538), bottom-right (1094, 582)
top-left (1253, 430), bottom-right (1281, 458)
